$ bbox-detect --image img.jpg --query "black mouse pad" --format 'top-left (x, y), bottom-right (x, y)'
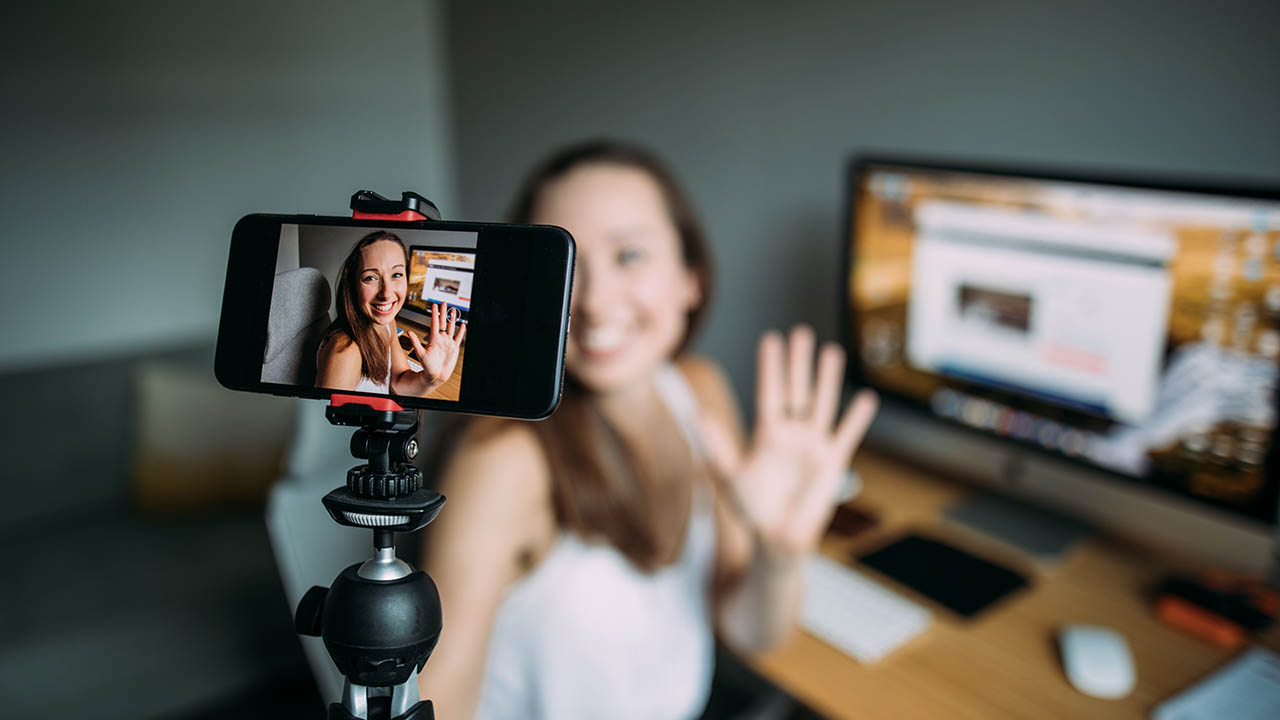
top-left (856, 533), bottom-right (1029, 618)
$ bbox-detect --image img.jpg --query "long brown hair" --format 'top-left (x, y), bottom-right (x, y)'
top-left (508, 139), bottom-right (715, 571)
top-left (322, 231), bottom-right (407, 382)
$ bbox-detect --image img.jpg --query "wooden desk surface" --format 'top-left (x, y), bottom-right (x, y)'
top-left (745, 450), bottom-right (1280, 719)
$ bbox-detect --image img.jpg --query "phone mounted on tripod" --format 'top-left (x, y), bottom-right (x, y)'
top-left (292, 191), bottom-right (450, 720)
top-left (213, 184), bottom-right (574, 716)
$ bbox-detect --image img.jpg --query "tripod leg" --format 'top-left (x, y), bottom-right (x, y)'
top-left (390, 673), bottom-right (421, 717)
top-left (342, 680), bottom-right (368, 718)
top-left (332, 676), bottom-right (431, 720)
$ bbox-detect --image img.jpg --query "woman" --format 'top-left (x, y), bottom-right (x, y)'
top-left (316, 231), bottom-right (466, 396)
top-left (417, 141), bottom-right (878, 719)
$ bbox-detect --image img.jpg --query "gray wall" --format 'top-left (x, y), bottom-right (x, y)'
top-left (0, 0), bottom-right (457, 533)
top-left (445, 0), bottom-right (1280, 402)
top-left (0, 6), bottom-right (460, 714)
top-left (0, 0), bottom-right (456, 372)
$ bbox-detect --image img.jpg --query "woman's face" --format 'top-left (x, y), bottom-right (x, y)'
top-left (357, 240), bottom-right (408, 326)
top-left (532, 163), bottom-right (700, 394)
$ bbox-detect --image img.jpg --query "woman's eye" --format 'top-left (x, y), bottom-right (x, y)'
top-left (361, 274), bottom-right (377, 284)
top-left (618, 247), bottom-right (645, 265)
top-left (392, 271), bottom-right (404, 279)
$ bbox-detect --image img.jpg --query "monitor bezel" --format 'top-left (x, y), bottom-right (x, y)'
top-left (842, 153), bottom-right (1280, 526)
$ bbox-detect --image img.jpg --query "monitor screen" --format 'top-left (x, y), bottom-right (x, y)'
top-left (407, 245), bottom-right (475, 323)
top-left (846, 159), bottom-right (1280, 524)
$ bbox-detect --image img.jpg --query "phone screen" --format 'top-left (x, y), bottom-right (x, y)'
top-left (216, 214), bottom-right (574, 419)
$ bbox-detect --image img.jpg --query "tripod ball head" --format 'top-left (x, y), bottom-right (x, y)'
top-left (298, 563), bottom-right (443, 687)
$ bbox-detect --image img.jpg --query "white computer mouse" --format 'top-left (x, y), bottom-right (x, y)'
top-left (1057, 624), bottom-right (1136, 699)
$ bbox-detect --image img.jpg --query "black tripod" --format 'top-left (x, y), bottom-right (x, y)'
top-left (294, 398), bottom-right (444, 720)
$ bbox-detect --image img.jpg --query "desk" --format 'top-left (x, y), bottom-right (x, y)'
top-left (746, 450), bottom-right (1280, 719)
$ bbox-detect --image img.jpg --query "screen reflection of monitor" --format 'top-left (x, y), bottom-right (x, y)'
top-left (846, 158), bottom-right (1280, 567)
top-left (407, 246), bottom-right (474, 322)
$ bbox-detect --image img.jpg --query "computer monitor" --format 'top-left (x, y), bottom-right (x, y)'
top-left (404, 245), bottom-right (475, 323)
top-left (845, 156), bottom-right (1280, 574)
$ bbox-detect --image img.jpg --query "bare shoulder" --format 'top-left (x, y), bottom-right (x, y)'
top-left (676, 353), bottom-right (730, 391)
top-left (443, 419), bottom-right (550, 495)
top-left (319, 330), bottom-right (356, 358)
top-left (431, 419), bottom-right (553, 544)
top-left (676, 353), bottom-right (741, 427)
top-left (316, 331), bottom-right (361, 387)
top-left (416, 419), bottom-right (553, 719)
top-left (317, 331), bottom-right (360, 369)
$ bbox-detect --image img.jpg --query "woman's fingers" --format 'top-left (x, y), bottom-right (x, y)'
top-left (454, 321), bottom-right (467, 344)
top-left (446, 307), bottom-right (456, 336)
top-left (430, 302), bottom-right (441, 336)
top-left (408, 331), bottom-right (427, 361)
top-left (755, 331), bottom-right (785, 436)
top-left (757, 325), bottom-right (867, 439)
top-left (794, 389), bottom-right (875, 541)
top-left (832, 389), bottom-right (879, 461)
top-left (786, 325), bottom-right (815, 422)
top-left (811, 342), bottom-right (846, 430)
top-left (738, 327), bottom-right (876, 552)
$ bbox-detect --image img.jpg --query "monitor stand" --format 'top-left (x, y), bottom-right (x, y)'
top-left (943, 491), bottom-right (1092, 563)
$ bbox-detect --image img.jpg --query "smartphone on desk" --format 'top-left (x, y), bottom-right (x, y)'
top-left (215, 214), bottom-right (574, 419)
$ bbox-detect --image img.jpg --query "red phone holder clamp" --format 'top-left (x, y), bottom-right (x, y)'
top-left (350, 189), bottom-right (442, 224)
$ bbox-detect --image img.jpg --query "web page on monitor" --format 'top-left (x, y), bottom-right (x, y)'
top-left (906, 200), bottom-right (1173, 425)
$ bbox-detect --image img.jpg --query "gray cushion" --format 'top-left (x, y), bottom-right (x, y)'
top-left (262, 268), bottom-right (332, 385)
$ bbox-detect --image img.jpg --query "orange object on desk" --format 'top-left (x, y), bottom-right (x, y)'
top-left (1155, 594), bottom-right (1246, 649)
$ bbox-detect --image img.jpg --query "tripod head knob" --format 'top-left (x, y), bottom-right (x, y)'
top-left (346, 462), bottom-right (423, 499)
top-left (324, 398), bottom-right (427, 501)
top-left (351, 429), bottom-right (420, 464)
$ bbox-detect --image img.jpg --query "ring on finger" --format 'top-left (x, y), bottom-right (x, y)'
top-left (785, 404), bottom-right (810, 421)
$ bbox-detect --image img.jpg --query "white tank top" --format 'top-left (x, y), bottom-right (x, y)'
top-left (472, 364), bottom-right (717, 720)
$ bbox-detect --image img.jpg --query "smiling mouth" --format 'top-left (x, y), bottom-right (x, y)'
top-left (372, 301), bottom-right (397, 315)
top-left (579, 326), bottom-right (625, 353)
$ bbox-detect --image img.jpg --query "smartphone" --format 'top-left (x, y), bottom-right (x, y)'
top-left (215, 214), bottom-right (574, 419)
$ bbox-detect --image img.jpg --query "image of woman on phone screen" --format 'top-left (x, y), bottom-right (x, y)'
top-left (417, 141), bottom-right (879, 720)
top-left (316, 231), bottom-right (465, 397)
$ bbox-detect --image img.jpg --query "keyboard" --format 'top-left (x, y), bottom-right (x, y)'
top-left (800, 554), bottom-right (933, 663)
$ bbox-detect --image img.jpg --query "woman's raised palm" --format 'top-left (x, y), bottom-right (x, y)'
top-left (408, 302), bottom-right (467, 387)
top-left (701, 326), bottom-right (878, 556)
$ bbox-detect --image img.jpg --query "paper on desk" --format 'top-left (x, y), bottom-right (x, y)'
top-left (1151, 647), bottom-right (1280, 720)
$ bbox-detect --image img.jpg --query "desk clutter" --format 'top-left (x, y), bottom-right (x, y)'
top-left (1152, 647), bottom-right (1280, 720)
top-left (805, 506), bottom-right (1280, 715)
top-left (1056, 624), bottom-right (1137, 699)
top-left (857, 532), bottom-right (1031, 619)
top-left (801, 518), bottom-right (1032, 665)
top-left (752, 454), bottom-right (1280, 719)
top-left (800, 554), bottom-right (933, 663)
top-left (1154, 570), bottom-right (1278, 649)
